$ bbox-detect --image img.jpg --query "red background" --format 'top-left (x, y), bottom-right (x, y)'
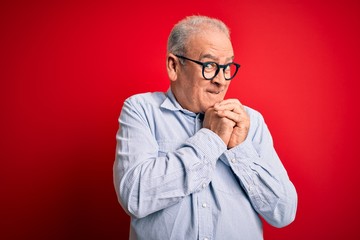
top-left (1, 0), bottom-right (359, 239)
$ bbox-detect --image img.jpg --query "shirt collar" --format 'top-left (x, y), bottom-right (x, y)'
top-left (161, 88), bottom-right (197, 117)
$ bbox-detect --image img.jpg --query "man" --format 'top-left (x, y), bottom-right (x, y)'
top-left (114, 15), bottom-right (297, 240)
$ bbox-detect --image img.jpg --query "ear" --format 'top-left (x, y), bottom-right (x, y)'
top-left (166, 53), bottom-right (179, 82)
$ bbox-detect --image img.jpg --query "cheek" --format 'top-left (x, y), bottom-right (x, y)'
top-left (190, 80), bottom-right (206, 94)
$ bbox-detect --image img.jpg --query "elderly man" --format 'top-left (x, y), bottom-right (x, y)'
top-left (114, 15), bottom-right (297, 240)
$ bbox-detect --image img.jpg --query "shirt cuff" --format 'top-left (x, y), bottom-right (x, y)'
top-left (185, 128), bottom-right (227, 167)
top-left (220, 138), bottom-right (259, 166)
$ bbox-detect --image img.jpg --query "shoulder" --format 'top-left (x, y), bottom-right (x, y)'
top-left (122, 92), bottom-right (168, 115)
top-left (121, 92), bottom-right (168, 120)
top-left (125, 92), bottom-right (166, 106)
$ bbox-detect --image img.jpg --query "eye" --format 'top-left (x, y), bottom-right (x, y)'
top-left (224, 64), bottom-right (231, 72)
top-left (204, 62), bottom-right (217, 72)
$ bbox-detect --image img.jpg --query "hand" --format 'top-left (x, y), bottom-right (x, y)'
top-left (203, 107), bottom-right (236, 146)
top-left (214, 99), bottom-right (250, 148)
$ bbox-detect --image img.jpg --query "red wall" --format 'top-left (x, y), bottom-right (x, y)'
top-left (1, 0), bottom-right (359, 239)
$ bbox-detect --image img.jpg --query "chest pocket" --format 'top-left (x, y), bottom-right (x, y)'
top-left (157, 140), bottom-right (183, 157)
top-left (211, 160), bottom-right (245, 195)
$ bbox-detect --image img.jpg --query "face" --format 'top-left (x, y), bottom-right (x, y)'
top-left (170, 29), bottom-right (235, 113)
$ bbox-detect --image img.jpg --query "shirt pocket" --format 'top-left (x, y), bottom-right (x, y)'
top-left (212, 160), bottom-right (245, 195)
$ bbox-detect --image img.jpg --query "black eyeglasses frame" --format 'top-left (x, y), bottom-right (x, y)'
top-left (175, 54), bottom-right (240, 81)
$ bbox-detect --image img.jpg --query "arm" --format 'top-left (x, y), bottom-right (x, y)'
top-left (213, 99), bottom-right (297, 227)
top-left (221, 110), bottom-right (297, 227)
top-left (113, 98), bottom-right (226, 218)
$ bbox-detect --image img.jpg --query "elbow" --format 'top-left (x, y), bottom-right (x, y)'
top-left (113, 167), bottom-right (151, 219)
top-left (114, 184), bottom-right (150, 219)
top-left (114, 183), bottom-right (132, 217)
top-left (127, 205), bottom-right (151, 219)
top-left (114, 190), bottom-right (144, 218)
top-left (269, 206), bottom-right (297, 228)
top-left (123, 196), bottom-right (152, 219)
top-left (267, 188), bottom-right (298, 228)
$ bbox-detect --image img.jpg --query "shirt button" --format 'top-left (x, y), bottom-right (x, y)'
top-left (204, 238), bottom-right (209, 240)
top-left (231, 158), bottom-right (236, 164)
top-left (202, 183), bottom-right (207, 189)
top-left (202, 203), bottom-right (207, 208)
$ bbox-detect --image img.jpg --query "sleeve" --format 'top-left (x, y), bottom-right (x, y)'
top-left (113, 98), bottom-right (227, 219)
top-left (220, 110), bottom-right (298, 228)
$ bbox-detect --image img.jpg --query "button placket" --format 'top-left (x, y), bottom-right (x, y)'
top-left (198, 184), bottom-right (212, 240)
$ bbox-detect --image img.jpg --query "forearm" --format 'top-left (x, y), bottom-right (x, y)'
top-left (221, 139), bottom-right (297, 227)
top-left (114, 128), bottom-right (226, 218)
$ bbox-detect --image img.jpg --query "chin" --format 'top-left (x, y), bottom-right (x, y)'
top-left (200, 103), bottom-right (215, 113)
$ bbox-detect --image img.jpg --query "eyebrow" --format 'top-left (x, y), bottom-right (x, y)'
top-left (199, 54), bottom-right (234, 62)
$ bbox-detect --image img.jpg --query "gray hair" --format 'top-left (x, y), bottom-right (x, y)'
top-left (167, 15), bottom-right (231, 57)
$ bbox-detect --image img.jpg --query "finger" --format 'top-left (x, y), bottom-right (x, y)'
top-left (215, 100), bottom-right (244, 114)
top-left (216, 110), bottom-right (242, 123)
top-left (216, 99), bottom-right (241, 107)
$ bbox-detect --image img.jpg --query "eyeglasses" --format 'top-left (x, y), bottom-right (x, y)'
top-left (175, 55), bottom-right (240, 81)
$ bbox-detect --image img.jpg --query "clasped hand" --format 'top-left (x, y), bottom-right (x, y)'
top-left (203, 99), bottom-right (250, 149)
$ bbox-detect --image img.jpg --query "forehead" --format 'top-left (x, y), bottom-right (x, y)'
top-left (186, 29), bottom-right (233, 58)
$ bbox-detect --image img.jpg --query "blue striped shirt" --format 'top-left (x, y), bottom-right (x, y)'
top-left (114, 89), bottom-right (297, 240)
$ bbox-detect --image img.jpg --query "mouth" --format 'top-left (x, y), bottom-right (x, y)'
top-left (207, 89), bottom-right (223, 95)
